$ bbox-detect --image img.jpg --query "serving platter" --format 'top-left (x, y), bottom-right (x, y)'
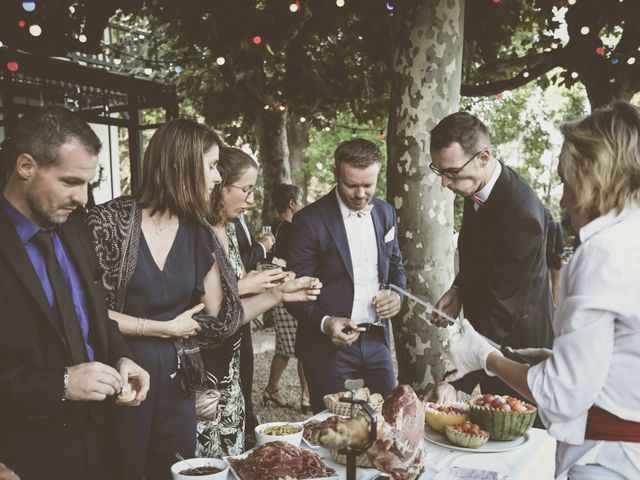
top-left (225, 447), bottom-right (339, 480)
top-left (424, 426), bottom-right (531, 453)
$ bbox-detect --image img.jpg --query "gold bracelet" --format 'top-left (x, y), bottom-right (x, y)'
top-left (136, 317), bottom-right (143, 336)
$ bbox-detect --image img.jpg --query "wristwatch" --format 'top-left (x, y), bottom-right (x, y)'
top-left (62, 367), bottom-right (69, 401)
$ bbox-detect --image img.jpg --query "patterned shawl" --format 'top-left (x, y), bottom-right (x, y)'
top-left (86, 196), bottom-right (244, 397)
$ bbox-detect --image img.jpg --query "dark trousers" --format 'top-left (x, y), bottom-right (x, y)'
top-left (7, 412), bottom-right (115, 480)
top-left (303, 328), bottom-right (396, 414)
top-left (114, 339), bottom-right (196, 480)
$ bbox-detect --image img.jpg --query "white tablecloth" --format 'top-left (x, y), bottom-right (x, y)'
top-left (228, 411), bottom-right (557, 480)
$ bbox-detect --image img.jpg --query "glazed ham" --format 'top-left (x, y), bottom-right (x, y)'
top-left (227, 440), bottom-right (336, 480)
top-left (309, 385), bottom-right (426, 480)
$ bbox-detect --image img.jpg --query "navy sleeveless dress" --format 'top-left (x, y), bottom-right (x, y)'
top-left (114, 222), bottom-right (214, 480)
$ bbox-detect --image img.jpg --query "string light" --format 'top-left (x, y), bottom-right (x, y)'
top-left (18, 20), bottom-right (27, 28)
top-left (595, 46), bottom-right (605, 55)
top-left (522, 71), bottom-right (530, 78)
top-left (289, 1), bottom-right (300, 12)
top-left (628, 57), bottom-right (636, 65)
top-left (324, 126), bottom-right (331, 132)
top-left (491, 0), bottom-right (501, 4)
top-left (386, 2), bottom-right (394, 10)
top-left (69, 5), bottom-right (75, 13)
top-left (264, 105), bottom-right (270, 110)
top-left (0, 41), bottom-right (3, 47)
top-left (6, 61), bottom-right (19, 72)
top-left (611, 57), bottom-right (619, 65)
top-left (571, 71), bottom-right (579, 79)
top-left (28, 24), bottom-right (42, 36)
top-left (174, 65), bottom-right (183, 73)
top-left (216, 56), bottom-right (225, 65)
top-left (378, 130), bottom-right (385, 139)
top-left (580, 26), bottom-right (590, 35)
top-left (144, 65), bottom-right (153, 75)
top-left (299, 116), bottom-right (306, 123)
top-left (495, 92), bottom-right (503, 99)
top-left (113, 54), bottom-right (122, 65)
top-left (568, 0), bottom-right (576, 4)
top-left (336, 0), bottom-right (345, 7)
top-left (252, 35), bottom-right (262, 45)
top-left (278, 105), bottom-right (286, 111)
top-left (78, 34), bottom-right (87, 43)
top-left (21, 1), bottom-right (36, 12)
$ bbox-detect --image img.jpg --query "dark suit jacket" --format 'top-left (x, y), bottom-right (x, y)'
top-left (233, 217), bottom-right (266, 271)
top-left (455, 163), bottom-right (553, 372)
top-left (0, 207), bottom-right (131, 478)
top-left (285, 189), bottom-right (407, 367)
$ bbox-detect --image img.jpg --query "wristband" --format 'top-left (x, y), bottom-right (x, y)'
top-left (62, 367), bottom-right (69, 401)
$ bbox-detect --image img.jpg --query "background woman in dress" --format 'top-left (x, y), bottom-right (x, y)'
top-left (263, 183), bottom-right (311, 412)
top-left (443, 100), bottom-right (640, 479)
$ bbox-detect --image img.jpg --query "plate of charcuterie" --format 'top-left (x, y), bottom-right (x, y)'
top-left (224, 440), bottom-right (338, 480)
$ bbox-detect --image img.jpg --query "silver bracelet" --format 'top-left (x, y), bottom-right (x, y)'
top-left (62, 367), bottom-right (69, 402)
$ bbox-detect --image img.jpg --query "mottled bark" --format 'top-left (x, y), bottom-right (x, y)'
top-left (287, 117), bottom-right (310, 203)
top-left (256, 108), bottom-right (292, 225)
top-left (387, 0), bottom-right (465, 393)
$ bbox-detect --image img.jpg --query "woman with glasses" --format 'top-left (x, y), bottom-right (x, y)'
top-left (443, 101), bottom-right (640, 479)
top-left (196, 146), bottom-right (303, 457)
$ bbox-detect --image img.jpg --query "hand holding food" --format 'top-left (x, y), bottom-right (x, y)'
top-left (280, 276), bottom-right (322, 303)
top-left (117, 383), bottom-right (137, 403)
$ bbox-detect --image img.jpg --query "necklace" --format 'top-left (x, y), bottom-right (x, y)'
top-left (150, 216), bottom-right (177, 236)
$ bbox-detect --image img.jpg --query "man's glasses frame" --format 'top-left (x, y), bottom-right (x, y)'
top-left (429, 148), bottom-right (488, 180)
top-left (227, 184), bottom-right (262, 200)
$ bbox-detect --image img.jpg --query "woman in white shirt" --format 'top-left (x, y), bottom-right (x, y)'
top-left (443, 100), bottom-right (640, 480)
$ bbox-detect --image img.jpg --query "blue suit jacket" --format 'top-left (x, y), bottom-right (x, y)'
top-left (285, 189), bottom-right (407, 367)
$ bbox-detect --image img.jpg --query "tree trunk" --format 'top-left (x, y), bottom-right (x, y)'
top-left (386, 0), bottom-right (465, 393)
top-left (256, 108), bottom-right (292, 225)
top-left (287, 116), bottom-right (310, 204)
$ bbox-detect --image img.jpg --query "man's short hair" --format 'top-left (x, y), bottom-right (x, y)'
top-left (429, 111), bottom-right (491, 155)
top-left (271, 183), bottom-right (303, 213)
top-left (334, 138), bottom-right (381, 170)
top-left (0, 107), bottom-right (101, 170)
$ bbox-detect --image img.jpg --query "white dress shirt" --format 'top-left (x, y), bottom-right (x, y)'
top-left (320, 191), bottom-right (379, 333)
top-left (472, 160), bottom-right (501, 211)
top-left (527, 204), bottom-right (640, 479)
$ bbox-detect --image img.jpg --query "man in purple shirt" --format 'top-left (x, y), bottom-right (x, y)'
top-left (0, 107), bottom-right (150, 480)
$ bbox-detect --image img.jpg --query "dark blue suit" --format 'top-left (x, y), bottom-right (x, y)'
top-left (286, 189), bottom-right (406, 412)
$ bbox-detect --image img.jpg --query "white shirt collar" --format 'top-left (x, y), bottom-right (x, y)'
top-left (579, 203), bottom-right (638, 244)
top-left (474, 160), bottom-right (502, 203)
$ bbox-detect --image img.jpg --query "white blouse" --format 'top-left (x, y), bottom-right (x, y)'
top-left (527, 204), bottom-right (640, 479)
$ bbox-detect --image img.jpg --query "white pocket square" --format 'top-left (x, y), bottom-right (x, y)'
top-left (384, 227), bottom-right (395, 243)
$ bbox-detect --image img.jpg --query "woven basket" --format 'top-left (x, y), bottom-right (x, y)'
top-left (323, 394), bottom-right (383, 417)
top-left (330, 449), bottom-right (375, 468)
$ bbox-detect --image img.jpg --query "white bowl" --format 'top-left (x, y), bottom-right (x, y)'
top-left (254, 421), bottom-right (304, 447)
top-left (171, 458), bottom-right (229, 480)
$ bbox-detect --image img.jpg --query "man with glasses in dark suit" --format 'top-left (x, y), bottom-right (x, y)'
top-left (429, 111), bottom-right (553, 402)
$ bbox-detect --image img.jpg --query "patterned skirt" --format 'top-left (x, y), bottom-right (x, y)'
top-left (196, 349), bottom-right (245, 458)
top-left (273, 303), bottom-right (298, 358)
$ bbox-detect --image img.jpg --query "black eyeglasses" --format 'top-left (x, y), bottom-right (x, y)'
top-left (227, 184), bottom-right (261, 200)
top-left (429, 148), bottom-right (487, 180)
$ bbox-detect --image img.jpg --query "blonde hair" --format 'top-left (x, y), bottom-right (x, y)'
top-left (559, 100), bottom-right (640, 218)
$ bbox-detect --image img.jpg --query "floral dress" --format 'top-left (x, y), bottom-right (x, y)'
top-left (196, 223), bottom-right (245, 458)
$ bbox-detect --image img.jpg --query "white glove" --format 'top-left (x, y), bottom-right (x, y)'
top-left (443, 318), bottom-right (502, 381)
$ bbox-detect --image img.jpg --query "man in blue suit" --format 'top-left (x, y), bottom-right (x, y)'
top-left (286, 139), bottom-right (406, 413)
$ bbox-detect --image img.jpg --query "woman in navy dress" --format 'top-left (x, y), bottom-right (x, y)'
top-left (88, 120), bottom-right (322, 479)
